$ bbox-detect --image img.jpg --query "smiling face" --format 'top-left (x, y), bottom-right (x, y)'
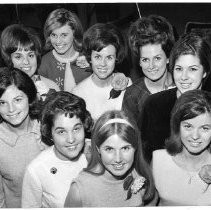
top-left (11, 48), bottom-right (37, 78)
top-left (180, 113), bottom-right (211, 155)
top-left (98, 134), bottom-right (135, 180)
top-left (173, 54), bottom-right (206, 97)
top-left (50, 24), bottom-right (75, 58)
top-left (51, 114), bottom-right (85, 161)
top-left (0, 85), bottom-right (29, 126)
top-left (139, 43), bottom-right (168, 82)
top-left (91, 44), bottom-right (116, 83)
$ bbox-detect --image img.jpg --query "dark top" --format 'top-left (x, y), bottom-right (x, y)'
top-left (140, 87), bottom-right (177, 163)
top-left (122, 77), bottom-right (150, 125)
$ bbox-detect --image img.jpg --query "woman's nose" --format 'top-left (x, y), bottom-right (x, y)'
top-left (114, 150), bottom-right (122, 163)
top-left (67, 132), bottom-right (75, 144)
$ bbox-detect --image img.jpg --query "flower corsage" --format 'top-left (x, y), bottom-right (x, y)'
top-left (199, 164), bottom-right (211, 192)
top-left (123, 174), bottom-right (146, 200)
top-left (34, 75), bottom-right (55, 101)
top-left (76, 55), bottom-right (90, 69)
top-left (109, 73), bottom-right (129, 99)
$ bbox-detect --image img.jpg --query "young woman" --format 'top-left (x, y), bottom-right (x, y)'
top-left (38, 8), bottom-right (91, 91)
top-left (64, 110), bottom-right (157, 207)
top-left (122, 14), bottom-right (175, 122)
top-left (21, 91), bottom-right (93, 207)
top-left (152, 89), bottom-right (211, 205)
top-left (141, 32), bottom-right (211, 162)
top-left (0, 24), bottom-right (60, 100)
top-left (72, 23), bottom-right (132, 121)
top-left (0, 67), bottom-right (46, 208)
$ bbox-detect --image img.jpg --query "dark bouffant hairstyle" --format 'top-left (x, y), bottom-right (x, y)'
top-left (40, 91), bottom-right (93, 146)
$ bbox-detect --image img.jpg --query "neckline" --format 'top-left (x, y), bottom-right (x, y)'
top-left (52, 49), bottom-right (79, 63)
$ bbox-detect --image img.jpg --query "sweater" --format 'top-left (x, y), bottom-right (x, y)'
top-left (38, 51), bottom-right (92, 90)
top-left (65, 170), bottom-right (143, 207)
top-left (152, 150), bottom-right (211, 206)
top-left (22, 146), bottom-right (87, 208)
top-left (0, 120), bottom-right (45, 207)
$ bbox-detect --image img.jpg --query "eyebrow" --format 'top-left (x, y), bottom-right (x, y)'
top-left (54, 123), bottom-right (83, 130)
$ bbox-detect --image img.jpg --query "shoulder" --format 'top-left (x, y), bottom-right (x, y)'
top-left (72, 76), bottom-right (92, 93)
top-left (125, 78), bottom-right (149, 97)
top-left (153, 149), bottom-right (168, 160)
top-left (26, 146), bottom-right (54, 171)
top-left (41, 51), bottom-right (53, 60)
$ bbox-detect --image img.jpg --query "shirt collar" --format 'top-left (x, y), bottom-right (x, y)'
top-left (0, 120), bottom-right (40, 147)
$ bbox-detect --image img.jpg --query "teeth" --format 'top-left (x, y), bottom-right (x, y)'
top-left (67, 146), bottom-right (77, 150)
top-left (189, 142), bottom-right (201, 147)
top-left (113, 164), bottom-right (124, 169)
top-left (180, 83), bottom-right (191, 89)
top-left (8, 113), bottom-right (19, 118)
top-left (22, 67), bottom-right (31, 71)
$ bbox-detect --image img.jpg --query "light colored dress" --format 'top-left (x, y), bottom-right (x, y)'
top-left (22, 146), bottom-right (87, 208)
top-left (152, 149), bottom-right (211, 206)
top-left (72, 74), bottom-right (132, 121)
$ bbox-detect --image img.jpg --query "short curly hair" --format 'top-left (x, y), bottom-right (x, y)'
top-left (43, 8), bottom-right (83, 52)
top-left (82, 23), bottom-right (127, 64)
top-left (40, 91), bottom-right (93, 146)
top-left (128, 14), bottom-right (175, 58)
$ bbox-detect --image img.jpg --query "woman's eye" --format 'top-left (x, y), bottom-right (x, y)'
top-left (107, 56), bottom-right (114, 60)
top-left (190, 67), bottom-right (198, 71)
top-left (174, 67), bottom-right (182, 71)
top-left (14, 55), bottom-right (21, 59)
top-left (94, 55), bottom-right (100, 59)
top-left (50, 33), bottom-right (56, 38)
top-left (0, 101), bottom-right (5, 106)
top-left (29, 53), bottom-right (35, 58)
top-left (122, 146), bottom-right (131, 151)
top-left (184, 124), bottom-right (191, 129)
top-left (73, 125), bottom-right (82, 132)
top-left (15, 98), bottom-right (22, 103)
top-left (155, 56), bottom-right (161, 61)
top-left (105, 147), bottom-right (113, 152)
top-left (202, 126), bottom-right (210, 131)
top-left (61, 34), bottom-right (67, 38)
top-left (141, 58), bottom-right (148, 63)
top-left (58, 130), bottom-right (65, 135)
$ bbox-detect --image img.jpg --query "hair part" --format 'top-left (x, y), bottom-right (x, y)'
top-left (85, 110), bottom-right (156, 205)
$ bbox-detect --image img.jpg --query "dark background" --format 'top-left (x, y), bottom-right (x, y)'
top-left (0, 3), bottom-right (211, 80)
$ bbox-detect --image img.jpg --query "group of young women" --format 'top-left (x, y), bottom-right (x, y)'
top-left (0, 6), bottom-right (210, 208)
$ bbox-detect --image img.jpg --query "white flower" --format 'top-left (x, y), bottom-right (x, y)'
top-left (35, 80), bottom-right (49, 96)
top-left (76, 55), bottom-right (90, 68)
top-left (130, 176), bottom-right (146, 194)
